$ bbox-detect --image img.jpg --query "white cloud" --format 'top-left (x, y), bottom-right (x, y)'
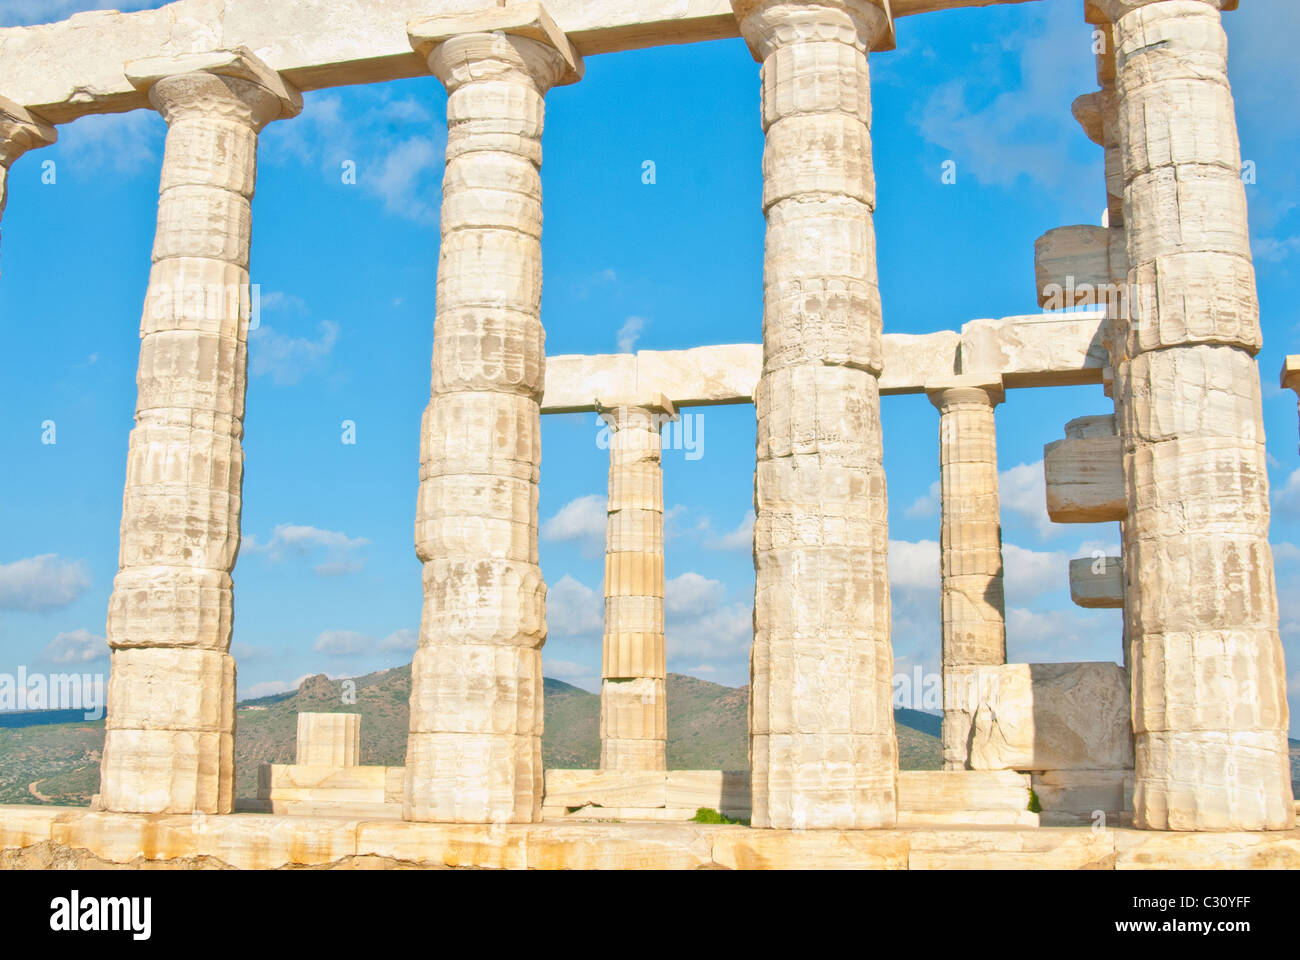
top-left (541, 494), bottom-right (606, 551)
top-left (705, 510), bottom-right (754, 551)
top-left (261, 90), bottom-right (445, 224)
top-left (313, 630), bottom-right (373, 657)
top-left (664, 572), bottom-right (752, 665)
top-left (40, 628), bottom-right (106, 665)
top-left (379, 628), bottom-right (418, 653)
top-left (1002, 542), bottom-right (1070, 605)
top-left (1272, 468), bottom-right (1300, 517)
top-left (1074, 537), bottom-right (1121, 558)
top-left (249, 320), bottom-right (340, 385)
top-left (246, 679), bottom-right (295, 699)
top-left (909, 4), bottom-right (1096, 192)
top-left (665, 571), bottom-right (727, 615)
top-left (257, 291), bottom-right (309, 316)
top-left (573, 268), bottom-right (618, 300)
top-left (546, 574), bottom-right (603, 638)
top-left (1005, 606), bottom-right (1123, 665)
top-left (370, 137), bottom-right (440, 222)
top-left (0, 554), bottom-right (91, 612)
top-left (55, 109), bottom-right (162, 176)
top-left (999, 460), bottom-right (1057, 539)
top-left (617, 316), bottom-right (646, 353)
top-left (887, 539), bottom-right (940, 590)
top-left (244, 523), bottom-right (369, 575)
top-left (230, 641), bottom-right (271, 662)
top-left (305, 625), bottom-right (413, 659)
top-left (667, 600), bottom-right (752, 663)
top-left (905, 479), bottom-right (941, 518)
top-left (544, 658), bottom-right (600, 687)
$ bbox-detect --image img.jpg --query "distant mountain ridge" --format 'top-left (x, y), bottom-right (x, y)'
top-left (8, 666), bottom-right (1296, 809)
top-left (0, 666), bottom-right (945, 806)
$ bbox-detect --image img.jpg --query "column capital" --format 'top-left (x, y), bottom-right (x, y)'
top-left (926, 375), bottom-right (1004, 410)
top-left (409, 3), bottom-right (583, 94)
top-left (125, 47), bottom-right (302, 129)
top-left (596, 394), bottom-right (678, 428)
top-left (731, 0), bottom-right (894, 61)
top-left (1280, 356), bottom-right (1300, 394)
top-left (1088, 0), bottom-right (1234, 22)
top-left (0, 96), bottom-right (56, 168)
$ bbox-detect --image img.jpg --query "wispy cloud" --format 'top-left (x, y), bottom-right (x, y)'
top-left (0, 554), bottom-right (91, 612)
top-left (313, 630), bottom-right (373, 656)
top-left (541, 494), bottom-right (606, 554)
top-left (704, 510), bottom-right (754, 551)
top-left (39, 628), bottom-right (106, 665)
top-left (261, 89), bottom-right (445, 225)
top-left (309, 627), bottom-right (413, 658)
top-left (545, 574), bottom-right (603, 639)
top-left (244, 523), bottom-right (369, 576)
top-left (53, 109), bottom-right (163, 178)
top-left (616, 315), bottom-right (646, 353)
top-left (249, 320), bottom-right (339, 386)
top-left (907, 5), bottom-right (1096, 192)
top-left (904, 479), bottom-right (941, 518)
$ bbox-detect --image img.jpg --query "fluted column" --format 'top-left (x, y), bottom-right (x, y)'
top-left (734, 0), bottom-right (897, 830)
top-left (0, 96), bottom-right (56, 276)
top-left (927, 377), bottom-right (1006, 770)
top-left (600, 402), bottom-right (671, 771)
top-left (100, 51), bottom-right (300, 814)
top-left (1098, 0), bottom-right (1293, 830)
top-left (404, 8), bottom-right (582, 823)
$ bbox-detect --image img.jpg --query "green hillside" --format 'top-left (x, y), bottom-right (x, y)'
top-left (0, 667), bottom-right (945, 806)
top-left (6, 675), bottom-right (1297, 810)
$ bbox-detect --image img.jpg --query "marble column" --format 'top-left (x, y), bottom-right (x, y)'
top-left (100, 51), bottom-right (300, 814)
top-left (0, 96), bottom-right (56, 276)
top-left (404, 9), bottom-right (582, 823)
top-left (926, 377), bottom-right (1006, 770)
top-left (734, 0), bottom-right (897, 830)
top-left (1098, 0), bottom-right (1293, 830)
top-left (600, 402), bottom-right (672, 772)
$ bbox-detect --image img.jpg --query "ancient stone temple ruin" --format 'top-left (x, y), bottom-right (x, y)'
top-left (1, 0), bottom-right (1297, 869)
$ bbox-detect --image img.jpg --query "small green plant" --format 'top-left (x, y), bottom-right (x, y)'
top-left (1028, 788), bottom-right (1042, 813)
top-left (691, 807), bottom-right (748, 825)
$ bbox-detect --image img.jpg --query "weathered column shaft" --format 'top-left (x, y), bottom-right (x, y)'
top-left (1103, 0), bottom-right (1293, 830)
top-left (101, 56), bottom-right (298, 815)
top-left (405, 20), bottom-right (579, 823)
top-left (600, 405), bottom-right (668, 771)
top-left (0, 97), bottom-right (56, 273)
top-left (928, 380), bottom-right (1005, 770)
top-left (736, 0), bottom-right (897, 830)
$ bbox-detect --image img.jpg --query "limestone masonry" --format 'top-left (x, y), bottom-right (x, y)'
top-left (1, 0), bottom-right (1295, 869)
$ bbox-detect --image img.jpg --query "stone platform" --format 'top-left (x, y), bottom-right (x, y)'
top-left (2, 806), bottom-right (1298, 870)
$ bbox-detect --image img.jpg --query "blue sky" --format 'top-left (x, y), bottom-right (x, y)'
top-left (1, 0), bottom-right (1298, 734)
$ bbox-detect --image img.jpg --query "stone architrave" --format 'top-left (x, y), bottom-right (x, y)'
top-left (99, 49), bottom-right (300, 815)
top-left (0, 96), bottom-right (56, 275)
top-left (926, 376), bottom-right (1006, 770)
top-left (1096, 0), bottom-right (1293, 831)
top-left (599, 400), bottom-right (673, 771)
top-left (734, 0), bottom-right (897, 830)
top-left (403, 4), bottom-right (582, 824)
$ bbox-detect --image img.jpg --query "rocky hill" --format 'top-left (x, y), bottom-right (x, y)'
top-left (0, 666), bottom-right (944, 806)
